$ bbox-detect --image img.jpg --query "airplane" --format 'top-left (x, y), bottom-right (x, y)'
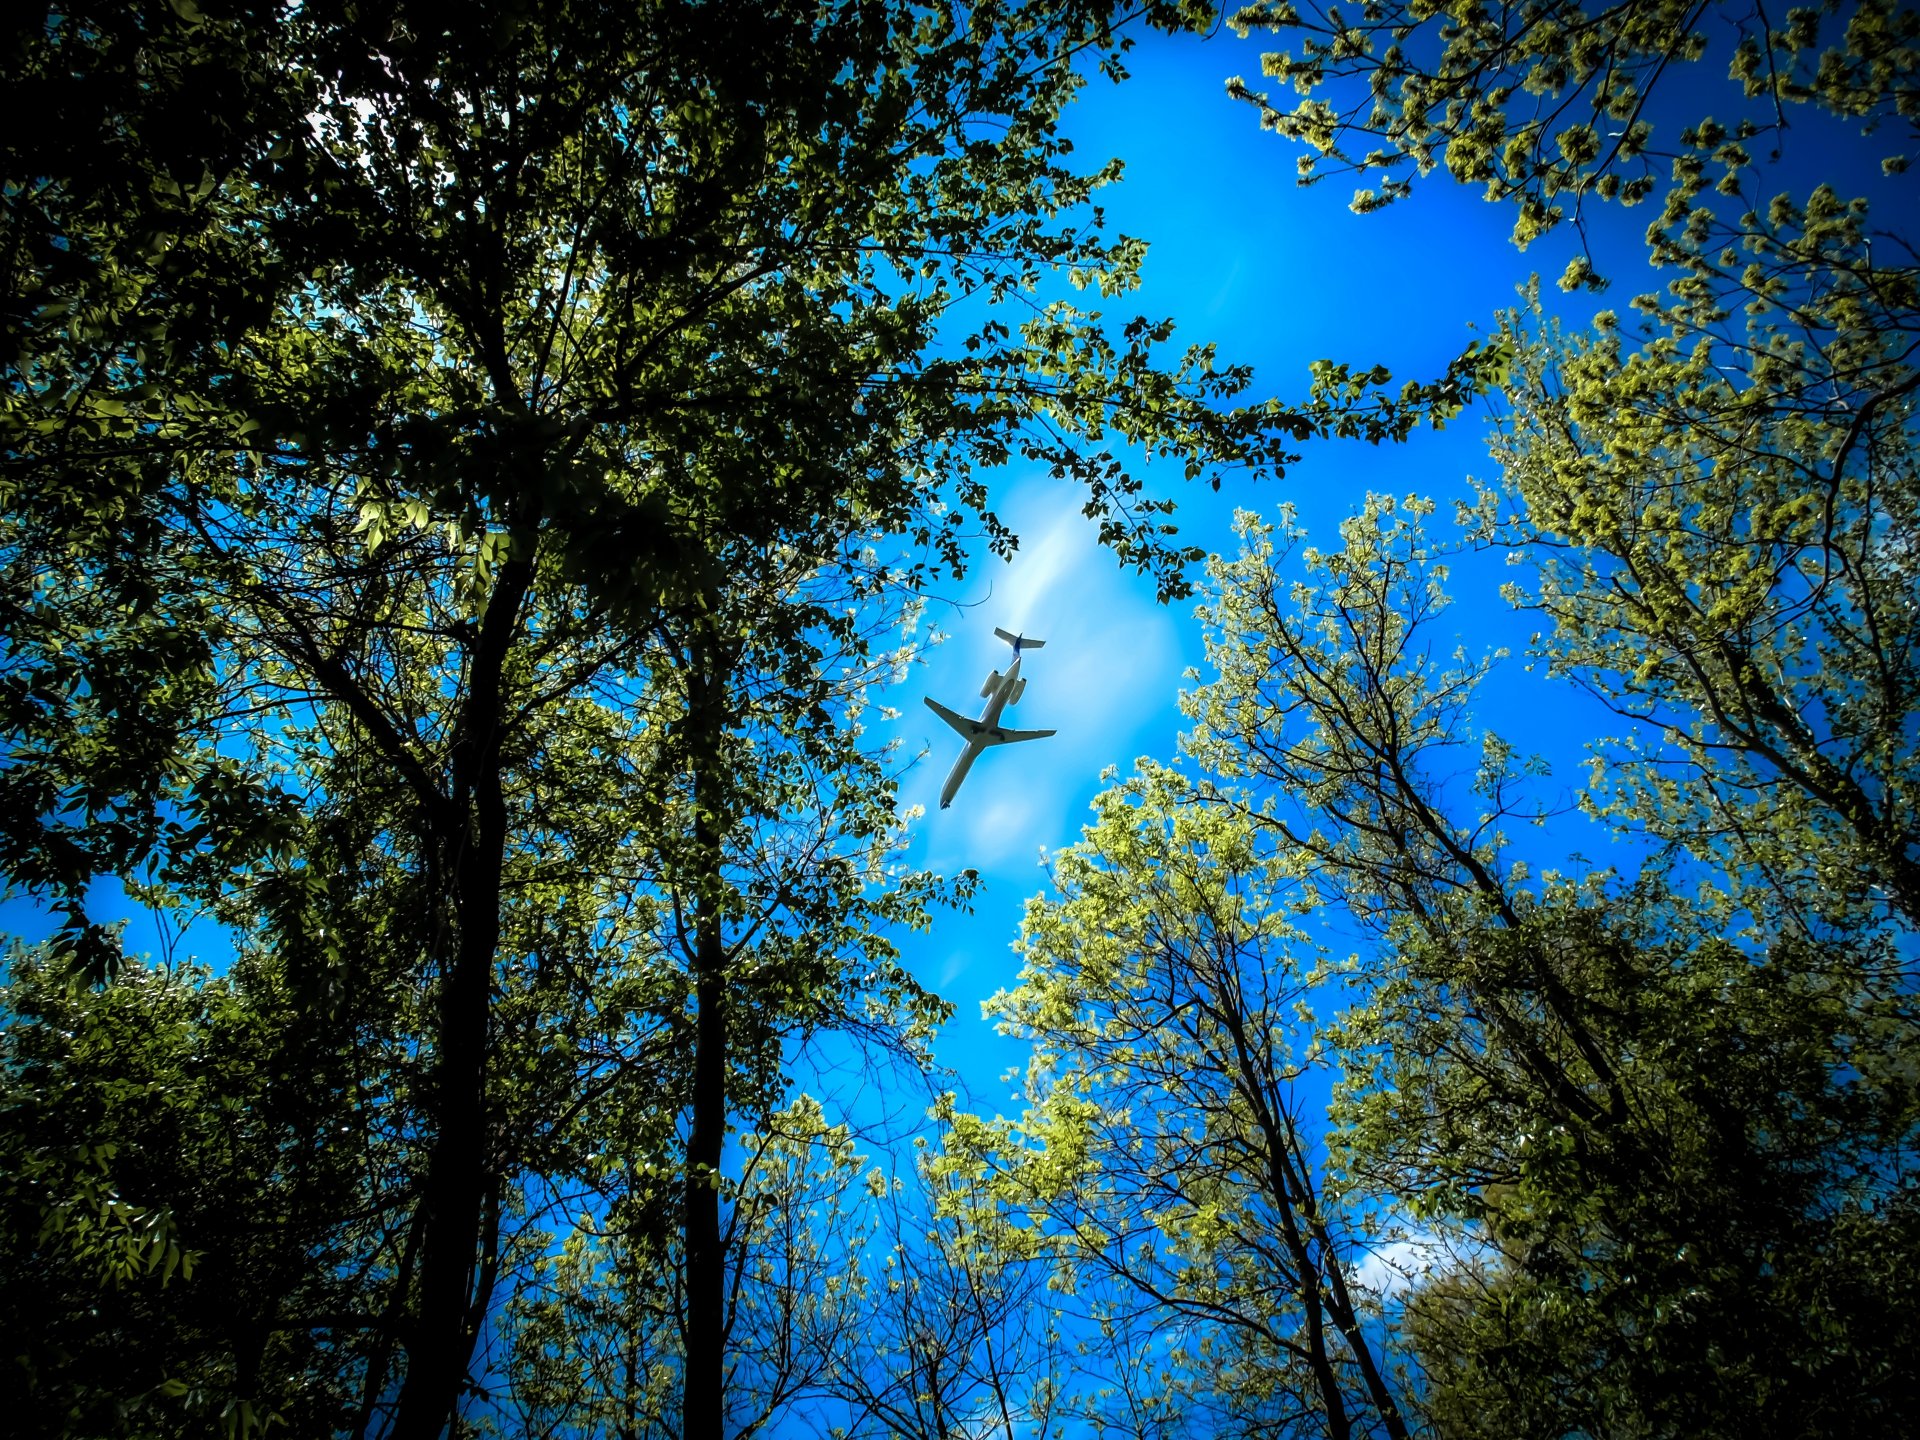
top-left (925, 628), bottom-right (1056, 809)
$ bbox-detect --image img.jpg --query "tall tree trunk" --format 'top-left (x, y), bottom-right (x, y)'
top-left (682, 630), bottom-right (730, 1440)
top-left (682, 937), bottom-right (727, 1439)
top-left (1312, 1215), bottom-right (1411, 1440)
top-left (1218, 993), bottom-right (1406, 1440)
top-left (389, 539), bottom-right (537, 1440)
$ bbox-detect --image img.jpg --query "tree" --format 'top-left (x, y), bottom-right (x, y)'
top-left (496, 1096), bottom-right (875, 1440)
top-left (1179, 497), bottom-right (1920, 1436)
top-left (619, 525), bottom-right (955, 1439)
top-left (949, 762), bottom-right (1412, 1440)
top-left (828, 1137), bottom-right (1071, 1440)
top-left (6, 3), bottom-right (1349, 1435)
top-left (0, 943), bottom-right (394, 1439)
top-left (1379, 904), bottom-right (1920, 1438)
top-left (1227, 0), bottom-right (1918, 275)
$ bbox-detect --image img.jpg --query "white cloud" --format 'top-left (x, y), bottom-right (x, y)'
top-left (897, 482), bottom-right (1186, 878)
top-left (993, 504), bottom-right (1085, 639)
top-left (1351, 1239), bottom-right (1436, 1299)
top-left (1350, 1227), bottom-right (1489, 1301)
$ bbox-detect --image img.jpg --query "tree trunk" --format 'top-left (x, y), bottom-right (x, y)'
top-left (389, 540), bottom-right (537, 1439)
top-left (1312, 1214), bottom-right (1411, 1440)
top-left (682, 944), bottom-right (727, 1439)
top-left (1219, 992), bottom-right (1406, 1440)
top-left (681, 633), bottom-right (729, 1440)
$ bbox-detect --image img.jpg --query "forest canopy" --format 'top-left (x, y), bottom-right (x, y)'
top-left (2, 2), bottom-right (1916, 1438)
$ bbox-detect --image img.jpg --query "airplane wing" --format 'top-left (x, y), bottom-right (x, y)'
top-left (924, 698), bottom-right (1056, 746)
top-left (985, 725), bottom-right (1055, 745)
top-left (925, 696), bottom-right (986, 739)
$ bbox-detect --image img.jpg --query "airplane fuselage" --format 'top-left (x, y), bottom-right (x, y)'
top-left (939, 653), bottom-right (1023, 809)
top-left (925, 629), bottom-right (1054, 809)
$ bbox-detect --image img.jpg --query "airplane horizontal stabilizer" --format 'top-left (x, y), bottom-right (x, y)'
top-left (924, 696), bottom-right (983, 739)
top-left (993, 627), bottom-right (1045, 650)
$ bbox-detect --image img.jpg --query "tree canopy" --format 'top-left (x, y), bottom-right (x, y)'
top-left (4, 1), bottom-right (1917, 1438)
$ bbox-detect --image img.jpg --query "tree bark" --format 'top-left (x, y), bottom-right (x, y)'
top-left (388, 537), bottom-right (538, 1440)
top-left (681, 629), bottom-right (730, 1440)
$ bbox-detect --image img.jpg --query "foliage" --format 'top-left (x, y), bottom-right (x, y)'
top-left (2, 1), bottom-right (1370, 1434)
top-left (496, 1095), bottom-right (875, 1440)
top-left (828, 1137), bottom-right (1073, 1440)
top-left (1170, 17), bottom-right (1920, 1421)
top-left (9, 2), bottom-right (1916, 1436)
top-left (0, 946), bottom-right (385, 1439)
top-left (1227, 0), bottom-right (1918, 263)
top-left (948, 763), bottom-right (1411, 1439)
top-left (1378, 901), bottom-right (1920, 1438)
top-left (1468, 263), bottom-right (1920, 934)
top-left (1176, 493), bottom-right (1920, 1436)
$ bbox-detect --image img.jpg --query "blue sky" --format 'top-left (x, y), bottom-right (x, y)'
top-left (877, 16), bottom-right (1920, 1118)
top-left (884, 22), bottom-right (1605, 1107)
top-left (8, 11), bottom-right (1914, 1153)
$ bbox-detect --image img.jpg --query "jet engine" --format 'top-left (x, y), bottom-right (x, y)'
top-left (980, 669), bottom-right (1001, 699)
top-left (1008, 676), bottom-right (1027, 704)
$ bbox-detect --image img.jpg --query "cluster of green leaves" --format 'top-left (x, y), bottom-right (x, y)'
top-left (1468, 270), bottom-right (1920, 936)
top-left (1228, 0), bottom-right (1917, 260)
top-left (0, 947), bottom-right (390, 1439)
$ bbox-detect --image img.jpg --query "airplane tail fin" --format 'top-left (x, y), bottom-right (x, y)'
top-left (994, 627), bottom-right (1045, 651)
